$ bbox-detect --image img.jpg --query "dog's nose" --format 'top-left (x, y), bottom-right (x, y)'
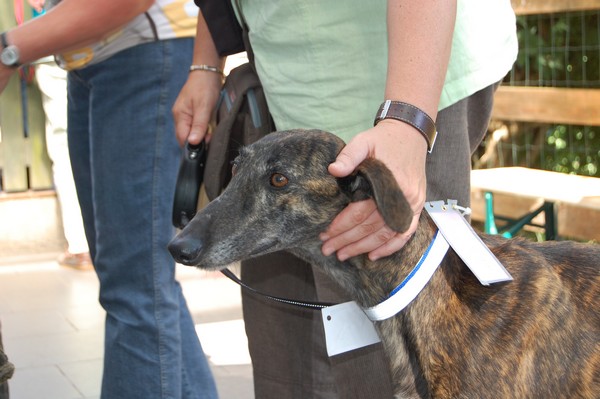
top-left (168, 236), bottom-right (202, 265)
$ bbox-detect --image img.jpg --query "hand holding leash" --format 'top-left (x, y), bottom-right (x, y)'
top-left (172, 69), bottom-right (221, 147)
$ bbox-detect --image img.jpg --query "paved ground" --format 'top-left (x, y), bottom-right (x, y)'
top-left (0, 255), bottom-right (254, 399)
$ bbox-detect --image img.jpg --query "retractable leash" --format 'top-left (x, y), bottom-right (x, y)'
top-left (219, 201), bottom-right (478, 314)
top-left (220, 268), bottom-right (334, 310)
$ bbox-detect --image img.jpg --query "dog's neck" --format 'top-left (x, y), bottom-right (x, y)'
top-left (290, 213), bottom-right (440, 309)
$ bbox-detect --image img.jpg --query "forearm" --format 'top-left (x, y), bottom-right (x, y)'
top-left (3, 0), bottom-right (154, 65)
top-left (171, 8), bottom-right (224, 146)
top-left (324, 1), bottom-right (457, 260)
top-left (191, 8), bottom-right (225, 71)
top-left (385, 0), bottom-right (456, 120)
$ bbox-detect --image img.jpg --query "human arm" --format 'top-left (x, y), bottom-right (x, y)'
top-left (172, 8), bottom-right (224, 146)
top-left (27, 0), bottom-right (45, 14)
top-left (0, 0), bottom-right (154, 93)
top-left (321, 0), bottom-right (456, 261)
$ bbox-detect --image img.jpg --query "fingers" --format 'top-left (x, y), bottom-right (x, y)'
top-left (173, 109), bottom-right (193, 146)
top-left (187, 110), bottom-right (211, 145)
top-left (172, 95), bottom-right (211, 147)
top-left (328, 135), bottom-right (370, 177)
top-left (172, 74), bottom-right (221, 146)
top-left (320, 200), bottom-right (380, 258)
top-left (366, 212), bottom-right (420, 261)
top-left (320, 201), bottom-right (420, 262)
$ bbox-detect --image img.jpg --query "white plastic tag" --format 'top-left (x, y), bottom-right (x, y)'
top-left (321, 301), bottom-right (381, 357)
top-left (425, 200), bottom-right (512, 285)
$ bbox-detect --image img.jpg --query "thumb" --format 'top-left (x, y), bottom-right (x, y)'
top-left (187, 113), bottom-right (209, 146)
top-left (328, 136), bottom-right (370, 177)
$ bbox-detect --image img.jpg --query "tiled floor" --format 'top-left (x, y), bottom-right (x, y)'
top-left (0, 256), bottom-right (254, 399)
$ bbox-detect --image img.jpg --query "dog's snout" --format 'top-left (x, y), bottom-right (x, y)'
top-left (168, 236), bottom-right (203, 265)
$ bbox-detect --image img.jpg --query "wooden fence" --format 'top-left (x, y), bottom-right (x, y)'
top-left (471, 0), bottom-right (600, 241)
top-left (0, 0), bottom-right (53, 193)
top-left (493, 0), bottom-right (600, 126)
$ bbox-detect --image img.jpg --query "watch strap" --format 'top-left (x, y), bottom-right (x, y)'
top-left (374, 100), bottom-right (438, 153)
top-left (0, 32), bottom-right (8, 49)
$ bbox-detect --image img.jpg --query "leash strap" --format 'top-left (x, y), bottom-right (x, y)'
top-left (220, 268), bottom-right (334, 310)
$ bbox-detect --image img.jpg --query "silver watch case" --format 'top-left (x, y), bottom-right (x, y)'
top-left (1, 45), bottom-right (20, 67)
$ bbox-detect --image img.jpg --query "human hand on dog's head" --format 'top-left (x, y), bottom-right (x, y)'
top-left (321, 120), bottom-right (427, 261)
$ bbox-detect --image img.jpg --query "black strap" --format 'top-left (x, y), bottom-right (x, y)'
top-left (220, 268), bottom-right (335, 310)
top-left (194, 0), bottom-right (244, 56)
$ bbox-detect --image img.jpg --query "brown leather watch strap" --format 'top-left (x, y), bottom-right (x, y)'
top-left (373, 100), bottom-right (438, 153)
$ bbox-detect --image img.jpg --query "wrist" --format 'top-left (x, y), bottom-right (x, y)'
top-left (374, 100), bottom-right (438, 153)
top-left (1, 32), bottom-right (21, 69)
top-left (189, 64), bottom-right (224, 76)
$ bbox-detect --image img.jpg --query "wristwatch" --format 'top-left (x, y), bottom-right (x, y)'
top-left (374, 100), bottom-right (438, 153)
top-left (0, 32), bottom-right (21, 68)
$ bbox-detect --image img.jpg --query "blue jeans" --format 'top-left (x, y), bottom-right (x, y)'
top-left (67, 39), bottom-right (218, 399)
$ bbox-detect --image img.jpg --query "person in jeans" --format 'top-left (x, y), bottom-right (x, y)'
top-left (174, 0), bottom-right (517, 397)
top-left (0, 1), bottom-right (218, 398)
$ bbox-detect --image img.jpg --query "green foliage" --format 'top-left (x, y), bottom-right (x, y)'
top-left (510, 12), bottom-right (599, 88)
top-left (545, 125), bottom-right (599, 176)
top-left (496, 11), bottom-right (600, 177)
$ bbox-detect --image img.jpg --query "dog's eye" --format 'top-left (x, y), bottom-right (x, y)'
top-left (270, 173), bottom-right (289, 188)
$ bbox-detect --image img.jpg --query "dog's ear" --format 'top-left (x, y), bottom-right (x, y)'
top-left (338, 158), bottom-right (413, 233)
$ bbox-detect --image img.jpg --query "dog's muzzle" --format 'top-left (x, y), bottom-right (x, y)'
top-left (168, 235), bottom-right (203, 266)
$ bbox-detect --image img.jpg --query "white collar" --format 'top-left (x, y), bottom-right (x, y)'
top-left (363, 230), bottom-right (449, 321)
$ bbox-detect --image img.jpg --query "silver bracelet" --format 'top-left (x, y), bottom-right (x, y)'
top-left (189, 64), bottom-right (224, 75)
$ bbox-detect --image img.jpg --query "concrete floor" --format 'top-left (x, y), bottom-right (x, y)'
top-left (0, 256), bottom-right (253, 399)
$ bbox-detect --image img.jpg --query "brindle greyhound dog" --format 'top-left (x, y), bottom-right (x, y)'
top-left (169, 129), bottom-right (599, 399)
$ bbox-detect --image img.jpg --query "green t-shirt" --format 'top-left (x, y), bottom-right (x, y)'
top-left (236, 0), bottom-right (518, 143)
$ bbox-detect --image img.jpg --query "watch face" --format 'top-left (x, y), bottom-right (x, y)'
top-left (1, 45), bottom-right (20, 67)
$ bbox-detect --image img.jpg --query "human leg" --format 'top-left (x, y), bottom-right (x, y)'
top-left (241, 252), bottom-right (394, 399)
top-left (312, 268), bottom-right (395, 399)
top-left (35, 62), bottom-right (89, 257)
top-left (67, 39), bottom-right (217, 399)
top-left (241, 253), bottom-right (339, 399)
top-left (426, 84), bottom-right (497, 205)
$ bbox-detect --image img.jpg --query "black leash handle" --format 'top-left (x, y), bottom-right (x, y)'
top-left (220, 268), bottom-right (335, 310)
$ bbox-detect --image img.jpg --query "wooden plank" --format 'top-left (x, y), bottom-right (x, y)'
top-left (557, 203), bottom-right (600, 241)
top-left (471, 167), bottom-right (600, 209)
top-left (471, 189), bottom-right (600, 241)
top-left (492, 86), bottom-right (600, 126)
top-left (512, 0), bottom-right (600, 15)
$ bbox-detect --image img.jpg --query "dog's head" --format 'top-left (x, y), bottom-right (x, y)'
top-left (168, 129), bottom-right (412, 269)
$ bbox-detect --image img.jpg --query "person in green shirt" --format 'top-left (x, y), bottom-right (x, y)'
top-left (174, 0), bottom-right (517, 397)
